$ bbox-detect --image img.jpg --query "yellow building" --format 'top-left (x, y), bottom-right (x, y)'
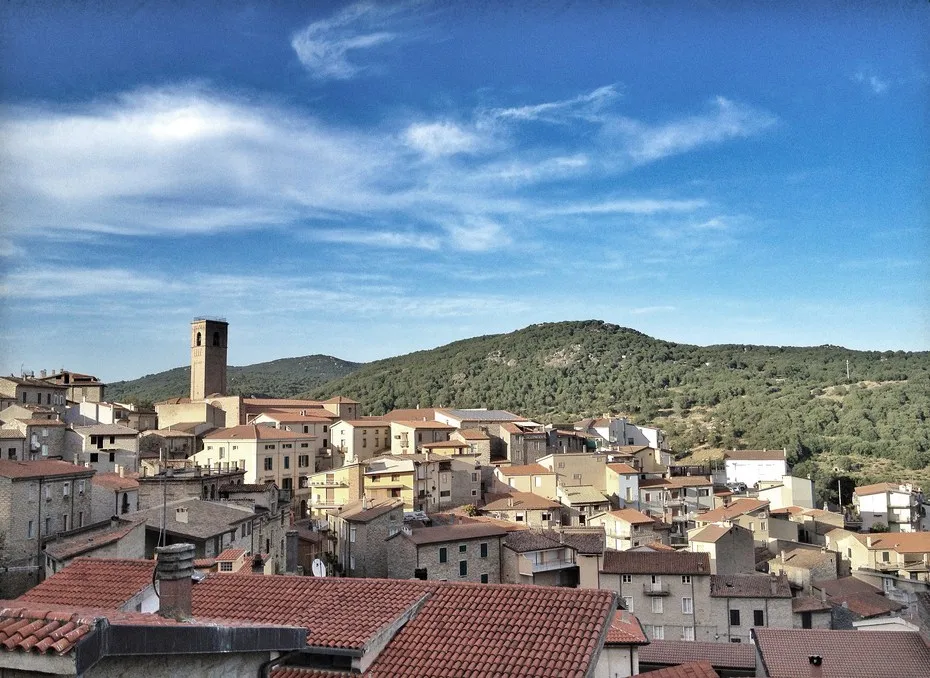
top-left (302, 463), bottom-right (365, 518)
top-left (330, 419), bottom-right (391, 463)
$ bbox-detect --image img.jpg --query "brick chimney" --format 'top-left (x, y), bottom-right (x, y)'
top-left (155, 543), bottom-right (195, 619)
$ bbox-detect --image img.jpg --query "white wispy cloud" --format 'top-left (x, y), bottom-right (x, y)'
top-left (606, 96), bottom-right (777, 163)
top-left (854, 69), bottom-right (888, 94)
top-left (630, 305), bottom-right (676, 315)
top-left (542, 198), bottom-right (708, 216)
top-left (309, 228), bottom-right (441, 250)
top-left (443, 216), bottom-right (512, 252)
top-left (404, 121), bottom-right (485, 157)
top-left (0, 267), bottom-right (186, 299)
top-left (291, 3), bottom-right (406, 80)
top-left (486, 85), bottom-right (620, 124)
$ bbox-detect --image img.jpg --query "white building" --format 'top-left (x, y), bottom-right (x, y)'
top-left (854, 482), bottom-right (929, 533)
top-left (757, 475), bottom-right (815, 510)
top-left (573, 417), bottom-right (668, 450)
top-left (724, 449), bottom-right (787, 488)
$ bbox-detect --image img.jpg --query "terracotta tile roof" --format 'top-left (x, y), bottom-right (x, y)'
top-left (0, 604), bottom-right (96, 655)
top-left (495, 463), bottom-right (553, 477)
top-left (723, 449), bottom-right (786, 461)
top-left (695, 498), bottom-right (769, 523)
top-left (853, 531), bottom-right (930, 553)
top-left (392, 420), bottom-right (455, 430)
top-left (243, 398), bottom-right (323, 407)
top-left (689, 525), bottom-right (733, 543)
top-left (770, 505), bottom-right (805, 516)
top-left (400, 523), bottom-right (507, 545)
top-left (601, 551), bottom-right (710, 575)
top-left (504, 530), bottom-right (566, 553)
top-left (359, 582), bottom-right (615, 678)
top-left (437, 408), bottom-right (523, 422)
top-left (606, 508), bottom-right (656, 525)
top-left (605, 610), bottom-right (648, 645)
top-left (2, 375), bottom-right (68, 388)
top-left (753, 628), bottom-right (930, 678)
top-left (142, 428), bottom-right (196, 438)
top-left (854, 481), bottom-right (910, 496)
top-left (639, 639), bottom-right (755, 670)
top-left (418, 440), bottom-right (470, 449)
top-left (331, 498), bottom-right (403, 523)
top-left (814, 576), bottom-right (880, 598)
top-left (16, 418), bottom-right (67, 426)
top-left (637, 662), bottom-right (719, 678)
top-left (380, 408), bottom-right (437, 422)
top-left (791, 596), bottom-right (831, 613)
top-left (324, 396), bottom-right (358, 404)
top-left (639, 478), bottom-right (672, 488)
top-left (258, 411), bottom-right (334, 423)
top-left (606, 463), bottom-right (639, 474)
top-left (453, 428), bottom-right (489, 440)
top-left (44, 520), bottom-right (143, 561)
top-left (636, 541), bottom-right (676, 551)
top-left (216, 548), bottom-right (246, 562)
top-left (92, 472), bottom-right (139, 491)
top-left (773, 547), bottom-right (835, 569)
top-left (0, 460), bottom-right (95, 480)
top-left (0, 429), bottom-right (25, 439)
top-left (560, 485), bottom-right (609, 505)
top-left (337, 419), bottom-right (388, 427)
top-left (203, 424), bottom-right (309, 441)
top-left (710, 574), bottom-right (791, 598)
top-left (482, 491), bottom-right (562, 511)
top-left (18, 558), bottom-right (154, 609)
top-left (131, 499), bottom-right (254, 540)
top-left (664, 476), bottom-right (714, 488)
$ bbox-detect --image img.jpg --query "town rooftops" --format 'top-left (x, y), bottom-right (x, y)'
top-left (601, 551), bottom-right (709, 575)
top-left (640, 476), bottom-right (713, 489)
top-left (606, 463), bottom-right (639, 474)
top-left (141, 428), bottom-right (196, 438)
top-left (495, 463), bottom-right (553, 477)
top-left (0, 429), bottom-right (25, 439)
top-left (710, 574), bottom-right (791, 599)
top-left (689, 525), bottom-right (735, 543)
top-left (398, 523), bottom-right (508, 546)
top-left (323, 396), bottom-right (358, 404)
top-left (258, 410), bottom-right (334, 423)
top-left (337, 419), bottom-right (389, 427)
top-left (639, 639), bottom-right (755, 672)
top-left (1, 375), bottom-right (68, 389)
top-left (19, 558), bottom-right (154, 609)
top-left (203, 424), bottom-right (309, 440)
top-left (853, 481), bottom-right (913, 496)
top-left (15, 419), bottom-right (66, 427)
top-left (558, 531), bottom-right (607, 555)
top-left (0, 460), bottom-right (95, 480)
top-left (331, 498), bottom-right (403, 523)
top-left (453, 428), bottom-right (490, 440)
top-left (418, 440), bottom-right (470, 449)
top-left (813, 576), bottom-right (905, 618)
top-left (132, 498), bottom-right (254, 540)
top-left (391, 420), bottom-right (455, 430)
top-left (216, 548), bottom-right (247, 562)
top-left (23, 559), bottom-right (618, 677)
top-left (695, 498), bottom-right (769, 523)
top-left (604, 508), bottom-right (656, 525)
top-left (504, 530), bottom-right (570, 553)
top-left (73, 423), bottom-right (138, 436)
top-left (43, 520), bottom-right (143, 562)
top-left (482, 491), bottom-right (562, 511)
top-left (752, 627), bottom-right (930, 678)
top-left (92, 472), bottom-right (140, 491)
top-left (723, 449), bottom-right (786, 461)
top-left (436, 408), bottom-right (523, 422)
top-left (560, 485), bottom-right (609, 505)
top-left (791, 596), bottom-right (832, 613)
top-left (773, 547), bottom-right (835, 569)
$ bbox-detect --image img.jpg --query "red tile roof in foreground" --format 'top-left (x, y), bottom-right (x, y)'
top-left (18, 559), bottom-right (154, 609)
top-left (601, 550), bottom-right (710, 575)
top-left (605, 610), bottom-right (648, 645)
top-left (637, 662), bottom-right (719, 678)
top-left (639, 639), bottom-right (755, 670)
top-left (753, 628), bottom-right (930, 678)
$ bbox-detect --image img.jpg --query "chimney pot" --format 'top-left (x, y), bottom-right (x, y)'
top-left (176, 507), bottom-right (189, 524)
top-left (155, 543), bottom-right (195, 619)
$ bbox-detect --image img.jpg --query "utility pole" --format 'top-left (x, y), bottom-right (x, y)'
top-left (846, 359), bottom-right (850, 381)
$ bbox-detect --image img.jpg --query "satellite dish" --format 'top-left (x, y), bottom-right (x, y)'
top-left (311, 559), bottom-right (326, 578)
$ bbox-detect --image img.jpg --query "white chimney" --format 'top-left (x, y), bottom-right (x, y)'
top-left (176, 507), bottom-right (189, 524)
top-left (866, 536), bottom-right (873, 548)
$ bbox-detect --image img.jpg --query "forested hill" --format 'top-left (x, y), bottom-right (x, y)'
top-left (107, 355), bottom-right (362, 404)
top-left (309, 320), bottom-right (930, 491)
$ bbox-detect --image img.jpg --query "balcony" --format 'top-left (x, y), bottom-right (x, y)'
top-left (643, 582), bottom-right (670, 595)
top-left (518, 555), bottom-right (576, 576)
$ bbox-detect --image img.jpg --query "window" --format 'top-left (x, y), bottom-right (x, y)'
top-left (27, 520), bottom-right (35, 538)
top-left (196, 331), bottom-right (202, 346)
top-left (472, 473), bottom-right (478, 482)
top-left (622, 596), bottom-right (633, 612)
top-left (681, 575), bottom-right (691, 584)
top-left (682, 597), bottom-right (693, 614)
top-left (459, 544), bottom-right (467, 553)
top-left (300, 442), bottom-right (309, 448)
top-left (652, 626), bottom-right (664, 640)
top-left (219, 447), bottom-right (225, 459)
top-left (730, 638), bottom-right (742, 644)
top-left (459, 560), bottom-right (467, 577)
top-left (644, 492), bottom-right (652, 502)
top-left (45, 516), bottom-right (52, 534)
top-left (362, 439), bottom-right (367, 448)
top-left (621, 574), bottom-right (632, 584)
top-left (108, 453), bottom-right (114, 462)
top-left (681, 626), bottom-right (695, 641)
top-left (882, 551), bottom-right (890, 563)
top-left (350, 556), bottom-right (355, 571)
top-left (303, 426), bottom-right (309, 434)
top-left (754, 609), bottom-right (764, 626)
top-left (220, 561), bottom-right (233, 572)
top-left (212, 331), bottom-right (220, 346)
top-left (78, 480), bottom-right (85, 495)
top-left (729, 609), bottom-right (740, 626)
top-left (480, 574), bottom-right (489, 584)
top-left (439, 547), bottom-right (447, 563)
top-left (283, 456), bottom-right (290, 469)
top-left (282, 478), bottom-right (293, 490)
top-left (323, 426), bottom-right (328, 433)
top-left (44, 485), bottom-right (51, 502)
top-left (471, 489), bottom-right (478, 496)
top-left (299, 455), bottom-right (310, 468)
top-left (651, 597), bottom-right (663, 614)
top-left (541, 512), bottom-right (551, 521)
top-left (90, 453), bottom-right (99, 463)
top-left (78, 511), bottom-right (84, 527)
top-left (265, 444), bottom-right (275, 450)
top-left (440, 490), bottom-right (450, 497)
top-left (651, 575), bottom-right (661, 585)
top-left (63, 481), bottom-right (70, 497)
top-left (263, 458), bottom-right (273, 471)
top-left (515, 512), bottom-right (525, 522)
top-left (350, 527), bottom-right (357, 543)
top-left (42, 428), bottom-right (48, 438)
top-left (480, 542), bottom-right (488, 558)
top-left (534, 476), bottom-right (542, 487)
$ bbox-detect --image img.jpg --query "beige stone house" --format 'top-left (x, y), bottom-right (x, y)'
top-left (687, 523), bottom-right (756, 575)
top-left (302, 462), bottom-right (365, 518)
top-left (481, 491), bottom-right (562, 528)
top-left (491, 463), bottom-right (558, 500)
top-left (0, 375), bottom-right (68, 412)
top-left (694, 497), bottom-right (798, 545)
top-left (767, 546), bottom-right (838, 591)
top-left (537, 451), bottom-right (611, 492)
top-left (330, 418), bottom-right (391, 463)
top-left (7, 417), bottom-right (67, 461)
top-left (66, 423), bottom-right (140, 473)
top-left (558, 484), bottom-right (611, 527)
top-left (328, 498), bottom-right (404, 578)
top-left (253, 409), bottom-right (335, 454)
top-left (450, 428), bottom-right (491, 465)
top-left (0, 459), bottom-right (96, 597)
top-left (389, 420), bottom-right (455, 455)
top-left (38, 369), bottom-right (106, 403)
top-left (502, 530), bottom-right (580, 586)
top-left (91, 471), bottom-right (140, 521)
top-left (386, 522), bottom-right (506, 583)
top-left (589, 507), bottom-right (671, 551)
top-left (0, 428), bottom-right (25, 460)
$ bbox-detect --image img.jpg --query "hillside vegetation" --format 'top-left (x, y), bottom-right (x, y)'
top-left (107, 355), bottom-right (361, 404)
top-left (308, 321), bottom-right (930, 493)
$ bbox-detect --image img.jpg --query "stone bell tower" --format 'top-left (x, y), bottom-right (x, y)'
top-left (190, 317), bottom-right (228, 400)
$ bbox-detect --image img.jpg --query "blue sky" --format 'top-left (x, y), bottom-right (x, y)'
top-left (1, 1), bottom-right (927, 382)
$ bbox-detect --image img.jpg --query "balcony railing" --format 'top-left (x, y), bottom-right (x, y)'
top-left (643, 582), bottom-right (670, 596)
top-left (518, 556), bottom-right (576, 575)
